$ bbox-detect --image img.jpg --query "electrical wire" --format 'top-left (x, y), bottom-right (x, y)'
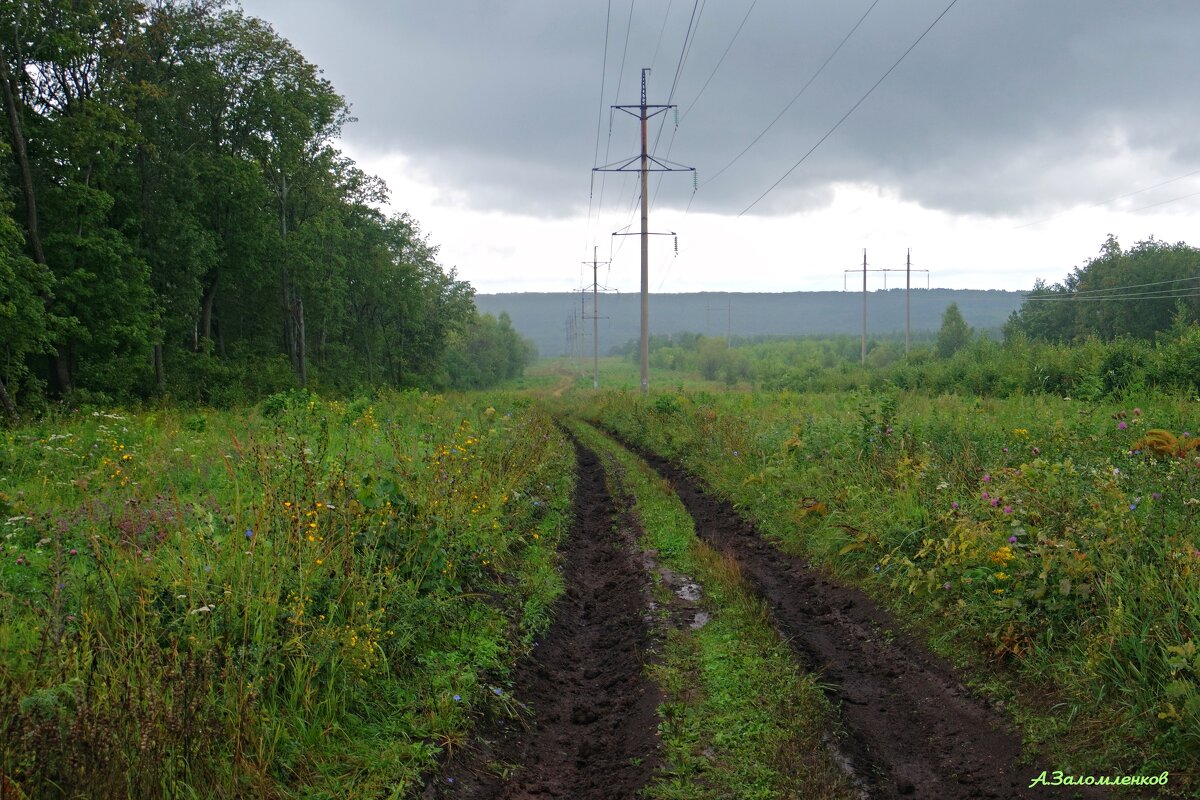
top-left (739, 0), bottom-right (960, 217)
top-left (1044, 274), bottom-right (1200, 295)
top-left (679, 0), bottom-right (757, 123)
top-left (1023, 289), bottom-right (1200, 302)
top-left (702, 0), bottom-right (881, 191)
top-left (1014, 167), bottom-right (1200, 229)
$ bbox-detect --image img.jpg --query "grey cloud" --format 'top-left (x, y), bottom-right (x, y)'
top-left (238, 0), bottom-right (1200, 219)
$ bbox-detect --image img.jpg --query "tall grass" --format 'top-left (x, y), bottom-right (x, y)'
top-left (585, 388), bottom-right (1200, 786)
top-left (0, 390), bottom-right (574, 798)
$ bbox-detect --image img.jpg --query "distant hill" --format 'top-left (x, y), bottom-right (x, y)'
top-left (474, 290), bottom-right (1025, 358)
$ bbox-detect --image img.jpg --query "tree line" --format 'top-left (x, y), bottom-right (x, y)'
top-left (0, 0), bottom-right (532, 420)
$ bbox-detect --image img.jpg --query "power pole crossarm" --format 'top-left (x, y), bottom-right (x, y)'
top-left (594, 67), bottom-right (693, 395)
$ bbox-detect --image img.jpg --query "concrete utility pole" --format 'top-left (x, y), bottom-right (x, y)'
top-left (906, 248), bottom-right (912, 356)
top-left (582, 246), bottom-right (611, 389)
top-left (862, 249), bottom-right (868, 365)
top-left (595, 68), bottom-right (693, 394)
top-left (844, 253), bottom-right (930, 363)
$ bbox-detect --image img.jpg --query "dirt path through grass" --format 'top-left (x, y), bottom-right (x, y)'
top-left (431, 441), bottom-right (661, 799)
top-left (626, 443), bottom-right (1106, 800)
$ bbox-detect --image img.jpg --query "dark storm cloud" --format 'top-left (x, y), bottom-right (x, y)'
top-left (238, 0), bottom-right (1200, 219)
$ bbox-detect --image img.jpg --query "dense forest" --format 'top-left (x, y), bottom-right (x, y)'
top-left (1005, 235), bottom-right (1200, 341)
top-left (0, 0), bottom-right (532, 420)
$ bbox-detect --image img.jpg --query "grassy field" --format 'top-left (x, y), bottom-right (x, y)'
top-left (575, 385), bottom-right (1199, 787)
top-left (0, 391), bottom-right (573, 798)
top-left (4, 351), bottom-right (1197, 796)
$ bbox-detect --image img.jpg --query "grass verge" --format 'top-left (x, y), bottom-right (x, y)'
top-left (566, 418), bottom-right (855, 800)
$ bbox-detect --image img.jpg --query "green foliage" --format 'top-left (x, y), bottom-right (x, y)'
top-left (1007, 236), bottom-right (1200, 342)
top-left (0, 392), bottom-right (574, 797)
top-left (936, 302), bottom-right (972, 358)
top-left (444, 312), bottom-right (537, 390)
top-left (0, 2), bottom-right (519, 415)
top-left (582, 389), bottom-right (1200, 780)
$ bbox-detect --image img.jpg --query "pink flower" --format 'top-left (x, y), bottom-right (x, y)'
top-left (1003, 505), bottom-right (1013, 514)
top-left (1117, 421), bottom-right (1128, 430)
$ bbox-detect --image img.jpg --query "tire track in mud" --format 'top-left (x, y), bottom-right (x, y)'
top-left (622, 439), bottom-right (1105, 800)
top-left (429, 440), bottom-right (660, 800)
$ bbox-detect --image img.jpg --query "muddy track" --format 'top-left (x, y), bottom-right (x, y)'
top-left (621, 438), bottom-right (1104, 800)
top-left (428, 441), bottom-right (661, 799)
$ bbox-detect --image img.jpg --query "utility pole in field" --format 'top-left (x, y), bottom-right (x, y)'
top-left (582, 246), bottom-right (611, 389)
top-left (595, 68), bottom-right (693, 394)
top-left (906, 248), bottom-right (912, 356)
top-left (862, 249), bottom-right (868, 365)
top-left (844, 251), bottom-right (929, 363)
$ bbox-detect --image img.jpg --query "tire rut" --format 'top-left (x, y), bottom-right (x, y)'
top-left (623, 440), bottom-right (1105, 800)
top-left (429, 440), bottom-right (661, 799)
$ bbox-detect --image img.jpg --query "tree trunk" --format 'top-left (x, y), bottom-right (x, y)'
top-left (199, 276), bottom-right (218, 346)
top-left (0, 375), bottom-right (19, 425)
top-left (0, 49), bottom-right (45, 266)
top-left (295, 294), bottom-right (307, 388)
top-left (153, 344), bottom-right (164, 389)
top-left (1, 46), bottom-right (73, 396)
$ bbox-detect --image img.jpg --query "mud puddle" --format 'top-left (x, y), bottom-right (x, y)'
top-left (427, 441), bottom-right (660, 799)
top-left (625, 441), bottom-right (1105, 800)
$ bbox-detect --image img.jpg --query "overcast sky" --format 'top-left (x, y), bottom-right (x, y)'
top-left (237, 0), bottom-right (1200, 294)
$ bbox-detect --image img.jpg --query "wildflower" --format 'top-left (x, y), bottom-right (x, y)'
top-left (983, 474), bottom-right (992, 483)
top-left (994, 572), bottom-right (1009, 581)
top-left (1152, 492), bottom-right (1162, 501)
top-left (453, 694), bottom-right (462, 702)
top-left (951, 501), bottom-right (960, 511)
top-left (1003, 505), bottom-right (1013, 514)
top-left (69, 548), bottom-right (78, 556)
top-left (982, 491), bottom-right (990, 500)
top-left (1113, 468), bottom-right (1120, 476)
top-left (1129, 503), bottom-right (1138, 511)
top-left (245, 528), bottom-right (254, 539)
top-left (1031, 446), bottom-right (1041, 456)
top-left (1133, 408), bottom-right (1141, 416)
top-left (942, 582), bottom-right (952, 590)
top-left (1002, 447), bottom-right (1009, 453)
top-left (1008, 535), bottom-right (1018, 543)
top-left (493, 687), bottom-right (503, 696)
top-left (1117, 421), bottom-right (1128, 430)
top-left (990, 498), bottom-right (1000, 507)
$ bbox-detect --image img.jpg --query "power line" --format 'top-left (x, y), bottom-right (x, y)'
top-left (1024, 289), bottom-right (1200, 302)
top-left (1024, 273), bottom-right (1200, 297)
top-left (593, 0), bottom-right (637, 253)
top-left (586, 0), bottom-right (614, 256)
top-left (1124, 189), bottom-right (1200, 214)
top-left (679, 0), bottom-right (757, 122)
top-left (1014, 167), bottom-right (1200, 229)
top-left (702, 0), bottom-right (880, 190)
top-left (738, 0), bottom-right (960, 217)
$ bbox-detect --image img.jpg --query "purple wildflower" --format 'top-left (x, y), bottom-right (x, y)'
top-left (1117, 421), bottom-right (1128, 430)
top-left (1008, 535), bottom-right (1018, 543)
top-left (1003, 505), bottom-right (1013, 514)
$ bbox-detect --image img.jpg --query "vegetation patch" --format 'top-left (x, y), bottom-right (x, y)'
top-left (567, 419), bottom-right (854, 800)
top-left (0, 391), bottom-right (573, 798)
